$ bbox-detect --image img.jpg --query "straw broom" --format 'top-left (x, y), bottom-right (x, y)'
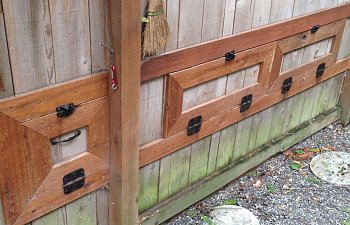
top-left (142, 0), bottom-right (170, 57)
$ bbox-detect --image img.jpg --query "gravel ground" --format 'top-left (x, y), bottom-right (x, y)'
top-left (166, 122), bottom-right (350, 225)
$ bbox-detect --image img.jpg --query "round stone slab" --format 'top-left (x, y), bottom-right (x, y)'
top-left (310, 151), bottom-right (350, 185)
top-left (212, 205), bottom-right (260, 225)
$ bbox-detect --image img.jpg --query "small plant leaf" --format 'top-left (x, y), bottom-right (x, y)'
top-left (290, 162), bottom-right (302, 170)
top-left (295, 149), bottom-right (305, 154)
top-left (201, 215), bottom-right (215, 225)
top-left (223, 198), bottom-right (237, 205)
top-left (309, 148), bottom-right (321, 153)
top-left (186, 210), bottom-right (197, 218)
top-left (266, 182), bottom-right (276, 193)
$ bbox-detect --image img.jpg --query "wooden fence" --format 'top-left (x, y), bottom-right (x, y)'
top-left (0, 0), bottom-right (349, 225)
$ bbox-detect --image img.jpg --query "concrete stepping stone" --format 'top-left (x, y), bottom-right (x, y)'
top-left (211, 205), bottom-right (260, 225)
top-left (310, 151), bottom-right (350, 185)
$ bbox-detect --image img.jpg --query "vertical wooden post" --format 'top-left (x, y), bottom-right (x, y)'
top-left (339, 70), bottom-right (350, 126)
top-left (109, 0), bottom-right (141, 224)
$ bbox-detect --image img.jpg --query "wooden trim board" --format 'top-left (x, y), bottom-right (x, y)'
top-left (0, 72), bottom-right (110, 225)
top-left (139, 107), bottom-right (342, 225)
top-left (141, 3), bottom-right (350, 82)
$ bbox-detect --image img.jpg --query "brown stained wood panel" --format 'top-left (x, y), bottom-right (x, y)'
top-left (140, 57), bottom-right (350, 167)
top-left (163, 43), bottom-right (275, 137)
top-left (277, 20), bottom-right (344, 53)
top-left (15, 153), bottom-right (110, 225)
top-left (23, 97), bottom-right (107, 138)
top-left (88, 98), bottom-right (110, 162)
top-left (0, 72), bottom-right (108, 122)
top-left (0, 113), bottom-right (30, 225)
top-left (141, 3), bottom-right (350, 82)
top-left (0, 73), bottom-right (110, 225)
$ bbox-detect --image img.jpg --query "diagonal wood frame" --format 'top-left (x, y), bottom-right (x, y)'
top-left (139, 17), bottom-right (350, 168)
top-left (0, 72), bottom-right (110, 225)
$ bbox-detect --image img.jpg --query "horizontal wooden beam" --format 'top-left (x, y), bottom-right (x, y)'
top-left (0, 72), bottom-right (108, 122)
top-left (141, 3), bottom-right (350, 82)
top-left (139, 107), bottom-right (341, 225)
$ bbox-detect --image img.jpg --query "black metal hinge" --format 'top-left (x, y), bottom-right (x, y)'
top-left (187, 116), bottom-right (202, 136)
top-left (281, 77), bottom-right (293, 94)
top-left (56, 103), bottom-right (76, 117)
top-left (63, 168), bottom-right (85, 194)
top-left (240, 94), bottom-right (253, 113)
top-left (225, 51), bottom-right (236, 61)
top-left (316, 63), bottom-right (326, 78)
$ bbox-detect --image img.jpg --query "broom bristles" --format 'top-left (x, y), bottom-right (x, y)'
top-left (142, 0), bottom-right (170, 57)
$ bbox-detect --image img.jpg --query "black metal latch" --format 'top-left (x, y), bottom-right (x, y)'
top-left (316, 63), bottom-right (326, 78)
top-left (187, 116), bottom-right (202, 136)
top-left (281, 77), bottom-right (293, 94)
top-left (63, 168), bottom-right (85, 194)
top-left (225, 51), bottom-right (236, 61)
top-left (56, 103), bottom-right (76, 117)
top-left (240, 94), bottom-right (253, 113)
top-left (311, 25), bottom-right (320, 33)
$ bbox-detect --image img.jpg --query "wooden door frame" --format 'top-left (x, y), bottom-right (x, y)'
top-left (109, 0), bottom-right (141, 225)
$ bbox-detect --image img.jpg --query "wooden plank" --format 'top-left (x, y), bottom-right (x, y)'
top-left (338, 18), bottom-right (350, 60)
top-left (232, 118), bottom-right (253, 162)
top-left (168, 146), bottom-right (191, 196)
top-left (233, 0), bottom-right (254, 33)
top-left (201, 0), bottom-right (225, 42)
top-left (177, 0), bottom-right (204, 48)
top-left (157, 155), bottom-right (172, 203)
top-left (66, 192), bottom-right (97, 225)
top-left (222, 0), bottom-right (236, 36)
top-left (15, 153), bottom-right (109, 225)
top-left (252, 0), bottom-right (272, 28)
top-left (89, 0), bottom-right (107, 73)
top-left (109, 0), bottom-right (141, 224)
top-left (23, 97), bottom-right (107, 138)
top-left (31, 208), bottom-right (66, 225)
top-left (139, 162), bottom-right (160, 213)
top-left (96, 189), bottom-right (109, 225)
top-left (206, 132), bottom-right (221, 174)
top-left (339, 70), bottom-right (350, 125)
top-left (140, 107), bottom-right (342, 225)
top-left (139, 57), bottom-right (350, 167)
top-left (2, 0), bottom-right (55, 93)
top-left (269, 0), bottom-right (294, 23)
top-left (141, 4), bottom-right (350, 81)
top-left (165, 0), bottom-right (180, 51)
top-left (0, 3), bottom-right (14, 99)
top-left (188, 136), bottom-right (211, 185)
top-left (0, 199), bottom-right (5, 225)
top-left (255, 107), bottom-right (274, 148)
top-left (50, 0), bottom-right (91, 82)
top-left (215, 124), bottom-right (237, 170)
top-left (0, 72), bottom-right (108, 122)
top-left (0, 113), bottom-right (30, 225)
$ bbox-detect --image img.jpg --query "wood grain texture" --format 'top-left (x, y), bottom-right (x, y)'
top-left (0, 4), bottom-right (13, 99)
top-left (15, 153), bottom-right (109, 225)
top-left (0, 113), bottom-right (30, 225)
top-left (0, 72), bottom-right (108, 122)
top-left (66, 192), bottom-right (97, 225)
top-left (2, 0), bottom-right (55, 93)
top-left (109, 0), bottom-right (141, 224)
top-left (50, 0), bottom-right (91, 82)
